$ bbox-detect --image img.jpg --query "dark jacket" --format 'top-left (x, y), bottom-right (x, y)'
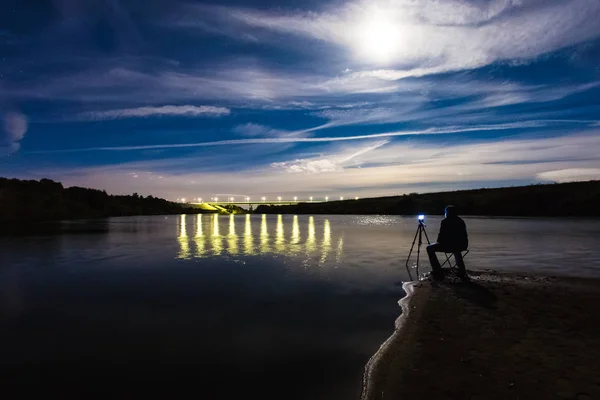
top-left (437, 216), bottom-right (468, 251)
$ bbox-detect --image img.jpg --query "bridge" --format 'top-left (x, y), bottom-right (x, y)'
top-left (179, 196), bottom-right (357, 206)
top-left (180, 197), bottom-right (359, 213)
top-left (191, 201), bottom-right (309, 206)
top-left (187, 199), bottom-right (325, 206)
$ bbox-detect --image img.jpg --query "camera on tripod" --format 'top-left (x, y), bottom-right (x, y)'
top-left (405, 214), bottom-right (430, 280)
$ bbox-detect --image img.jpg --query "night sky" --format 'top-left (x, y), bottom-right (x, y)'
top-left (1, 0), bottom-right (600, 201)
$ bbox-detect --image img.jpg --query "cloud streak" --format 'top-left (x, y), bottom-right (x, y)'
top-left (537, 168), bottom-right (600, 183)
top-left (81, 105), bottom-right (231, 120)
top-left (271, 140), bottom-right (389, 173)
top-left (29, 120), bottom-right (578, 153)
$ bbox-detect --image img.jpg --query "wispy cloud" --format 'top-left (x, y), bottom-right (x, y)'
top-left (271, 140), bottom-right (389, 173)
top-left (80, 105), bottom-right (231, 120)
top-left (231, 123), bottom-right (304, 138)
top-left (1, 111), bottom-right (28, 155)
top-left (30, 120), bottom-right (577, 154)
top-left (537, 168), bottom-right (600, 183)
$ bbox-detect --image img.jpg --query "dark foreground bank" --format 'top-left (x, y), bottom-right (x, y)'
top-left (363, 271), bottom-right (600, 400)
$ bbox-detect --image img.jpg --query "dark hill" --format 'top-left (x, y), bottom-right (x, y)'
top-left (255, 181), bottom-right (600, 217)
top-left (0, 177), bottom-right (203, 223)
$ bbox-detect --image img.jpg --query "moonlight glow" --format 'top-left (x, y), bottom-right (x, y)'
top-left (355, 12), bottom-right (401, 64)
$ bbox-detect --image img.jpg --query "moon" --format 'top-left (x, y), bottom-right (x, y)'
top-left (355, 13), bottom-right (401, 64)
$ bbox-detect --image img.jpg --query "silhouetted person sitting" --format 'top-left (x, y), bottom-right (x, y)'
top-left (427, 205), bottom-right (468, 280)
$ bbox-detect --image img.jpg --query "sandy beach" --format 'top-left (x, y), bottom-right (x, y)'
top-left (363, 271), bottom-right (600, 400)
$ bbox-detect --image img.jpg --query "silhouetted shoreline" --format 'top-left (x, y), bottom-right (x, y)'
top-left (3, 178), bottom-right (599, 225)
top-left (0, 177), bottom-right (208, 224)
top-left (256, 180), bottom-right (600, 217)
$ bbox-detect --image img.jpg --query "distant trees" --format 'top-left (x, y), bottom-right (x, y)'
top-left (256, 181), bottom-right (600, 217)
top-left (0, 177), bottom-right (207, 223)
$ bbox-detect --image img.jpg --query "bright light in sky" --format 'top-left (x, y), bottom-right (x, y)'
top-left (355, 10), bottom-right (402, 64)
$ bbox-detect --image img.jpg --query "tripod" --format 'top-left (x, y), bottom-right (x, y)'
top-left (405, 219), bottom-right (431, 280)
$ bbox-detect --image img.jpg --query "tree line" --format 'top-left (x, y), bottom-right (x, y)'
top-left (0, 177), bottom-right (203, 223)
top-left (255, 181), bottom-right (600, 217)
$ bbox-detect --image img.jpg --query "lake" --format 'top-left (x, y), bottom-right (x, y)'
top-left (1, 214), bottom-right (599, 398)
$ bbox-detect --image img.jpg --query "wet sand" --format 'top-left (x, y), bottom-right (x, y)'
top-left (363, 271), bottom-right (600, 400)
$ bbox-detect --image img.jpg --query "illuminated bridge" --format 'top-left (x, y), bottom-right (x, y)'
top-left (179, 196), bottom-right (358, 206)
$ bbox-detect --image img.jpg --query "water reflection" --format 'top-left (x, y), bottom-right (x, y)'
top-left (336, 237), bottom-right (344, 265)
top-left (260, 214), bottom-right (270, 253)
top-left (178, 215), bottom-right (190, 259)
top-left (228, 215), bottom-right (238, 255)
top-left (176, 214), bottom-right (344, 265)
top-left (291, 215), bottom-right (300, 244)
top-left (244, 214), bottom-right (253, 255)
top-left (275, 215), bottom-right (285, 253)
top-left (306, 216), bottom-right (316, 253)
top-left (195, 214), bottom-right (205, 257)
top-left (319, 219), bottom-right (331, 266)
top-left (211, 214), bottom-right (223, 255)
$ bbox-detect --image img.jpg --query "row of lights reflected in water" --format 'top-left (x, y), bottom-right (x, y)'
top-left (177, 214), bottom-right (344, 266)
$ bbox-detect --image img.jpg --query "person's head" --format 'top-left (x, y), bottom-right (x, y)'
top-left (445, 205), bottom-right (458, 218)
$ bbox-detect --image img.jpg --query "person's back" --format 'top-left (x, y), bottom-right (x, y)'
top-left (427, 205), bottom-right (469, 280)
top-left (437, 208), bottom-right (468, 251)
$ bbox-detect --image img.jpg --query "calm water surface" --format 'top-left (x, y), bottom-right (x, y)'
top-left (1, 215), bottom-right (599, 398)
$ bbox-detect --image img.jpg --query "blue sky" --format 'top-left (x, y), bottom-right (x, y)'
top-left (1, 0), bottom-right (600, 200)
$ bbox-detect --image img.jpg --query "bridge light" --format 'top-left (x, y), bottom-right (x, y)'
top-left (199, 198), bottom-right (202, 203)
top-left (294, 196), bottom-right (297, 201)
top-left (246, 197), bottom-right (250, 201)
top-left (229, 197), bottom-right (234, 202)
top-left (182, 198), bottom-right (186, 203)
top-left (261, 196), bottom-right (266, 202)
top-left (325, 196), bottom-right (328, 202)
top-left (215, 197), bottom-right (219, 202)
top-left (309, 196), bottom-right (313, 202)
top-left (355, 196), bottom-right (359, 200)
top-left (340, 196), bottom-right (344, 201)
top-left (277, 196), bottom-right (282, 202)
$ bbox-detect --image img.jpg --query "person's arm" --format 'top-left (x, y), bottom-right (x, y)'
top-left (437, 219), bottom-right (447, 243)
top-left (461, 219), bottom-right (468, 249)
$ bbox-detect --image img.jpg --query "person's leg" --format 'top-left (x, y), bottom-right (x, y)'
top-left (453, 251), bottom-right (467, 278)
top-left (427, 243), bottom-right (443, 279)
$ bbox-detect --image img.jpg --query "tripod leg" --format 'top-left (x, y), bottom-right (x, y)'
top-left (416, 225), bottom-right (422, 278)
top-left (422, 225), bottom-right (431, 244)
top-left (405, 226), bottom-right (421, 280)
